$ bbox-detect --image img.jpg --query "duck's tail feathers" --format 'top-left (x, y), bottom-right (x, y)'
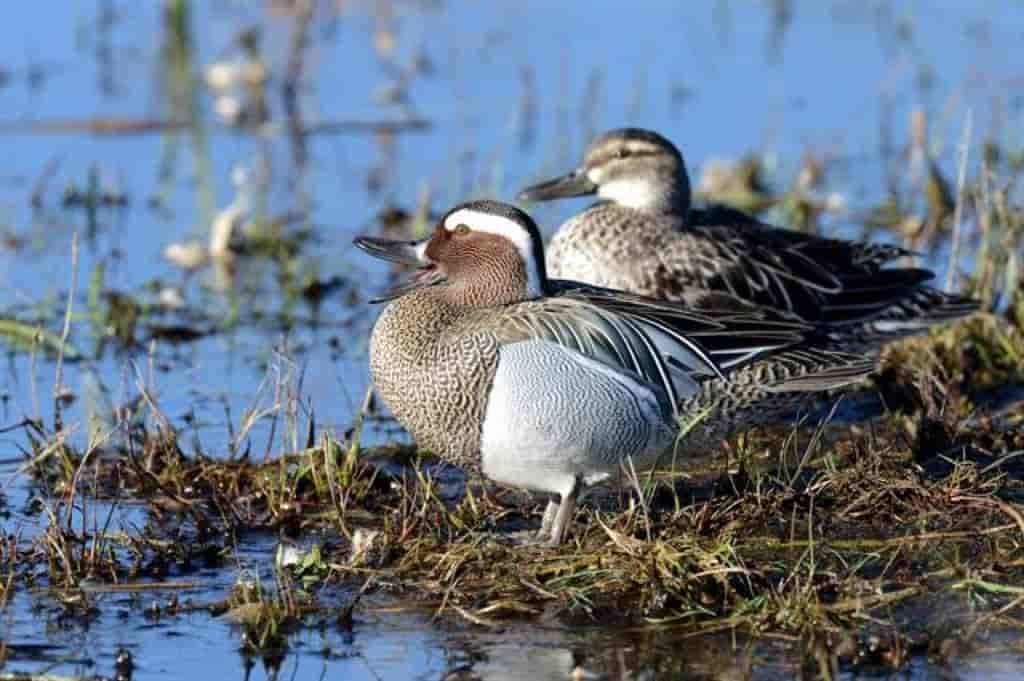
top-left (834, 287), bottom-right (980, 343)
top-left (761, 348), bottom-right (877, 393)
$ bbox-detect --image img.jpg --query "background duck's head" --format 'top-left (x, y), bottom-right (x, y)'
top-left (518, 127), bottom-right (691, 214)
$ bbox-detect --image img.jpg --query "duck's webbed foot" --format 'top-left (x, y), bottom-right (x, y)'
top-left (500, 477), bottom-right (584, 546)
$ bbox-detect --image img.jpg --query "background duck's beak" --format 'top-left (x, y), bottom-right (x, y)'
top-left (517, 168), bottom-right (597, 201)
top-left (353, 235), bottom-right (445, 303)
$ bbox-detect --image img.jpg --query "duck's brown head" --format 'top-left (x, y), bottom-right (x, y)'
top-left (354, 200), bottom-right (547, 307)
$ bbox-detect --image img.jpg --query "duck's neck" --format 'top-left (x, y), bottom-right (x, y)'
top-left (371, 290), bottom-right (459, 361)
top-left (599, 173), bottom-right (691, 216)
top-left (371, 285), bottom-right (527, 362)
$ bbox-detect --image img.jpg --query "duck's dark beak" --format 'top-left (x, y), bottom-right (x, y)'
top-left (353, 235), bottom-right (446, 303)
top-left (517, 168), bottom-right (597, 202)
top-left (353, 236), bottom-right (425, 266)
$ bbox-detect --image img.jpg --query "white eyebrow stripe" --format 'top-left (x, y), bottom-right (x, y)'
top-left (444, 208), bottom-right (543, 298)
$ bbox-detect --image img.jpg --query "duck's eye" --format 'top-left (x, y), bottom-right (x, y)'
top-left (614, 148), bottom-right (629, 159)
top-left (454, 224), bottom-right (471, 237)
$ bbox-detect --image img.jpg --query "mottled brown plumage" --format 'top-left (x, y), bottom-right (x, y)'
top-left (369, 292), bottom-right (499, 471)
top-left (518, 127), bottom-right (979, 347)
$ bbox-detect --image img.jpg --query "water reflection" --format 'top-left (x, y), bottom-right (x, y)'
top-left (438, 628), bottom-right (769, 680)
top-left (439, 628), bottom-right (1024, 681)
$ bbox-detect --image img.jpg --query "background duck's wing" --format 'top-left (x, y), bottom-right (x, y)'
top-left (692, 204), bottom-right (916, 268)
top-left (678, 205), bottom-right (923, 305)
top-left (679, 211), bottom-right (978, 332)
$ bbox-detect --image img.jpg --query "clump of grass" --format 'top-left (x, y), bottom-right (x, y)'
top-left (880, 313), bottom-right (1024, 406)
top-left (218, 570), bottom-right (315, 656)
top-left (393, 422), bottom-right (1016, 632)
top-left (25, 420), bottom-right (396, 531)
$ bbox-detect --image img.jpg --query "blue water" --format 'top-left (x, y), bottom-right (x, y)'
top-left (2, 0), bottom-right (1020, 451)
top-left (1, 1), bottom-right (1023, 678)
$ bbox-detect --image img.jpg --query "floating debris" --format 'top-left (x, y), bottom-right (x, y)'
top-left (0, 116), bottom-right (188, 135)
top-left (162, 240), bottom-right (210, 271)
top-left (163, 164), bottom-right (251, 273)
top-left (203, 49), bottom-right (268, 127)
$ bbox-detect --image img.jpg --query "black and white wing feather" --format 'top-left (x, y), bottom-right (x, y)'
top-left (493, 281), bottom-right (811, 415)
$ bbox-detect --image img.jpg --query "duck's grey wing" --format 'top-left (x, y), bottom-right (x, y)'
top-left (494, 282), bottom-right (811, 415)
top-left (492, 295), bottom-right (705, 415)
top-left (548, 280), bottom-right (812, 369)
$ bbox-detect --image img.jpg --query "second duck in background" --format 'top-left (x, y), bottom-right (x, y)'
top-left (517, 127), bottom-right (978, 349)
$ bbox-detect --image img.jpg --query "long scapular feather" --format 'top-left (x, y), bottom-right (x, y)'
top-left (493, 281), bottom-right (820, 411)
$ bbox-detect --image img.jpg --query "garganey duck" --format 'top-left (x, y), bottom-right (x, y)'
top-left (355, 200), bottom-right (875, 544)
top-left (517, 128), bottom-right (978, 346)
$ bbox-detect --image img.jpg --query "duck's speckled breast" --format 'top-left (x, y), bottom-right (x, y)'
top-left (546, 203), bottom-right (695, 297)
top-left (368, 292), bottom-right (499, 472)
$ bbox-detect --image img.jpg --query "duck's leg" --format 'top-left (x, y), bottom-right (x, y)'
top-left (536, 499), bottom-right (559, 540)
top-left (548, 476), bottom-right (583, 545)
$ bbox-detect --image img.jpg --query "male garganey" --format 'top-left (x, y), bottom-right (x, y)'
top-left (355, 200), bottom-right (875, 544)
